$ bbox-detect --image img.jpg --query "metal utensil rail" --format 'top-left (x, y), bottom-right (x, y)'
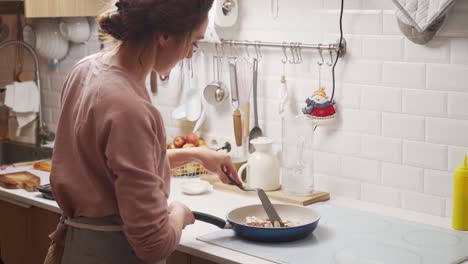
top-left (201, 38), bottom-right (347, 57)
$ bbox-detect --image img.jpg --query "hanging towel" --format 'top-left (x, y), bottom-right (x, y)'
top-left (4, 81), bottom-right (40, 136)
top-left (392, 0), bottom-right (456, 44)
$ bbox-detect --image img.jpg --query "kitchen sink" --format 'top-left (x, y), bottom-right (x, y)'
top-left (0, 141), bottom-right (53, 165)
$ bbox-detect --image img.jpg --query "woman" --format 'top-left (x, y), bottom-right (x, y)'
top-left (47, 0), bottom-right (239, 263)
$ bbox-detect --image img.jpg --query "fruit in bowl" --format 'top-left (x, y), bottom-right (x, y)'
top-left (173, 136), bottom-right (186, 148)
top-left (185, 132), bottom-right (199, 146)
top-left (167, 133), bottom-right (209, 176)
top-left (168, 134), bottom-right (207, 149)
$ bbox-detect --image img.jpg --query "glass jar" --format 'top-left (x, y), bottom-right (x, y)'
top-left (280, 115), bottom-right (315, 196)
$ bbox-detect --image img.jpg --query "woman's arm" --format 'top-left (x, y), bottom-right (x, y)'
top-left (167, 147), bottom-right (240, 184)
top-left (167, 148), bottom-right (199, 169)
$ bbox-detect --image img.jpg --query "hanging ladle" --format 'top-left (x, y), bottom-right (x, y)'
top-left (248, 58), bottom-right (263, 153)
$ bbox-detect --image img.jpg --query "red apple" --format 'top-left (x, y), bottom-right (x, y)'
top-left (185, 132), bottom-right (199, 146)
top-left (173, 136), bottom-right (186, 148)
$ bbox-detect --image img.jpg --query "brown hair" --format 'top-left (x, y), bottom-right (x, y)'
top-left (98, 0), bottom-right (214, 43)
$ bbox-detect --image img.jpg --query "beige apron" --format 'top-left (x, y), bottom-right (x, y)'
top-left (44, 216), bottom-right (165, 264)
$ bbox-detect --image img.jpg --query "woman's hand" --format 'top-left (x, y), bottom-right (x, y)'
top-left (195, 147), bottom-right (241, 185)
top-left (169, 201), bottom-right (194, 229)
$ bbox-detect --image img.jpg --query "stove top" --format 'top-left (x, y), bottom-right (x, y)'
top-left (197, 204), bottom-right (468, 264)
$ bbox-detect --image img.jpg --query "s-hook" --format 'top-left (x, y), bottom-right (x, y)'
top-left (327, 44), bottom-right (334, 67)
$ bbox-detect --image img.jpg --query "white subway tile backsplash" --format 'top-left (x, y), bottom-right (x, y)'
top-left (403, 141), bottom-right (448, 170)
top-left (341, 10), bottom-right (383, 35)
top-left (341, 156), bottom-right (380, 183)
top-left (448, 146), bottom-right (468, 171)
top-left (362, 36), bottom-right (403, 61)
top-left (51, 109), bottom-right (61, 124)
top-left (402, 191), bottom-right (446, 216)
top-left (67, 43), bottom-right (88, 59)
top-left (335, 84), bottom-right (361, 109)
top-left (50, 76), bottom-right (66, 92)
top-left (362, 0), bottom-right (396, 10)
top-left (42, 91), bottom-right (61, 108)
top-left (29, 6), bottom-right (468, 218)
top-left (404, 38), bottom-right (451, 63)
top-left (382, 113), bottom-right (425, 141)
top-left (313, 129), bottom-right (362, 155)
top-left (362, 135), bottom-right (402, 163)
top-left (339, 109), bottom-right (381, 134)
top-left (448, 92), bottom-right (468, 119)
top-left (361, 86), bottom-right (401, 112)
top-left (382, 62), bottom-right (426, 89)
top-left (446, 198), bottom-right (453, 218)
top-left (382, 10), bottom-right (400, 35)
top-left (427, 64), bottom-right (468, 92)
top-left (382, 163), bottom-right (423, 191)
top-left (313, 151), bottom-right (341, 176)
top-left (324, 0), bottom-right (361, 9)
top-left (426, 117), bottom-right (468, 147)
top-left (450, 38), bottom-right (468, 65)
top-left (42, 109), bottom-right (52, 124)
top-left (424, 169), bottom-right (452, 197)
top-left (402, 89), bottom-right (447, 117)
top-left (361, 183), bottom-right (401, 207)
top-left (337, 61), bottom-right (383, 85)
top-left (325, 175), bottom-right (362, 199)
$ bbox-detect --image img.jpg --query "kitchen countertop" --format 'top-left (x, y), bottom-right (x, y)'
top-left (0, 166), bottom-right (462, 264)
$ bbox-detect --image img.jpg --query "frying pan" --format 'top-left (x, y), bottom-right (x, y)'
top-left (194, 204), bottom-right (320, 242)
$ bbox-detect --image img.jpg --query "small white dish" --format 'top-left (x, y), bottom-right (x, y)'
top-left (180, 179), bottom-right (213, 195)
top-left (35, 19), bottom-right (69, 60)
top-left (59, 17), bottom-right (90, 43)
top-left (22, 24), bottom-right (36, 48)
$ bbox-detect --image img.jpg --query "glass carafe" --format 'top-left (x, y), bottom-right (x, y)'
top-left (281, 115), bottom-right (315, 196)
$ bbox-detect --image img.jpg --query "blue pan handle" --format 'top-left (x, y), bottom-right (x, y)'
top-left (193, 211), bottom-right (228, 229)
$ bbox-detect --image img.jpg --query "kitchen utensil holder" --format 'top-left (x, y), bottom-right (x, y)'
top-left (201, 38), bottom-right (347, 58)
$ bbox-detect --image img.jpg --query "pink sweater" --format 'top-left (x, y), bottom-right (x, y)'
top-left (50, 53), bottom-right (180, 262)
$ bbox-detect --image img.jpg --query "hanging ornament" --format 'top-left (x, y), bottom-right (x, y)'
top-left (302, 47), bottom-right (337, 125)
top-left (302, 87), bottom-right (336, 121)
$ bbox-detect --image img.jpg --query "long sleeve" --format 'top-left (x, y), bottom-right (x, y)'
top-left (50, 53), bottom-right (179, 263)
top-left (103, 99), bottom-right (180, 262)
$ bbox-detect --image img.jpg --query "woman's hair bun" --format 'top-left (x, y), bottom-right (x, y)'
top-left (98, 0), bottom-right (214, 43)
top-left (98, 12), bottom-right (128, 41)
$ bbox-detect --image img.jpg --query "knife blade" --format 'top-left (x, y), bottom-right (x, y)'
top-left (256, 188), bottom-right (284, 227)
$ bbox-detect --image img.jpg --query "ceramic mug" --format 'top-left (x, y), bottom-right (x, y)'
top-left (59, 17), bottom-right (90, 43)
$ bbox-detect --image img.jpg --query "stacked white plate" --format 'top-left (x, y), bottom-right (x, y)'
top-left (35, 19), bottom-right (69, 61)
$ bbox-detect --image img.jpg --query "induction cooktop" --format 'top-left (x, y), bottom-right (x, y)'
top-left (197, 203), bottom-right (468, 264)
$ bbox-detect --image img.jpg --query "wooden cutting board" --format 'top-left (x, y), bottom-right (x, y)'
top-left (200, 174), bottom-right (329, 206)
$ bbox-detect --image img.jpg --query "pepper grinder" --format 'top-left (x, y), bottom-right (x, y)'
top-left (452, 155), bottom-right (468, 230)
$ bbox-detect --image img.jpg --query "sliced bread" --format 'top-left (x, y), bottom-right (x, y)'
top-left (0, 171), bottom-right (40, 192)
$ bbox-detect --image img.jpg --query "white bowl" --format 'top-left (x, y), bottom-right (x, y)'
top-left (59, 17), bottom-right (90, 43)
top-left (35, 19), bottom-right (69, 60)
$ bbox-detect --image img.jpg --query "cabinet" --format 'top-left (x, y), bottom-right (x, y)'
top-left (24, 0), bottom-right (110, 18)
top-left (0, 200), bottom-right (219, 264)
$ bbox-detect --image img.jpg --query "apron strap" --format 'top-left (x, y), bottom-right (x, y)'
top-left (61, 216), bottom-right (123, 232)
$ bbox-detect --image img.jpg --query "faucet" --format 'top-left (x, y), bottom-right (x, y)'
top-left (0, 40), bottom-right (55, 146)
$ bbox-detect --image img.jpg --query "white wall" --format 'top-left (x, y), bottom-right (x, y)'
top-left (2, 0), bottom-right (468, 217)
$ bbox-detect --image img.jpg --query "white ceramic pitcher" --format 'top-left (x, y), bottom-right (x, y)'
top-left (238, 137), bottom-right (280, 191)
